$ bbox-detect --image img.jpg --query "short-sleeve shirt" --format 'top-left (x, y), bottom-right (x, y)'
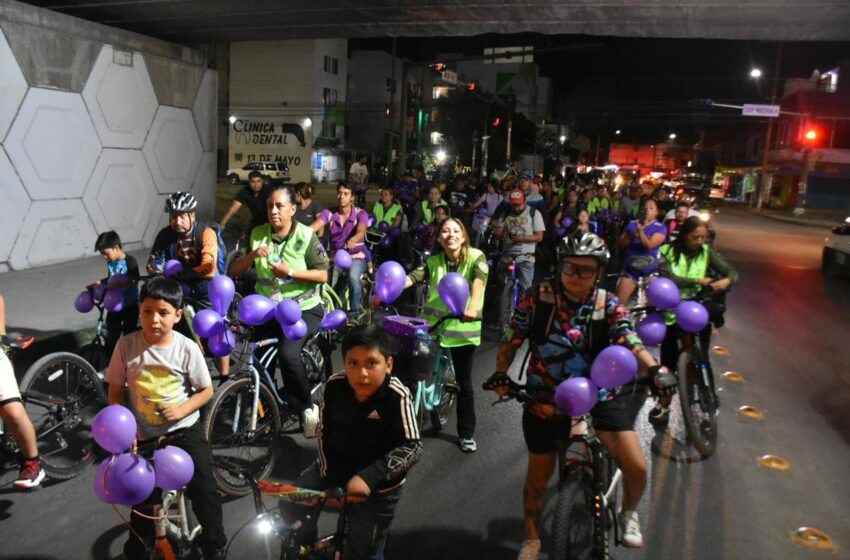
top-left (107, 256), bottom-right (140, 306)
top-left (625, 220), bottom-right (667, 258)
top-left (448, 188), bottom-right (471, 211)
top-left (294, 200), bottom-right (324, 226)
top-left (494, 205), bottom-right (546, 260)
top-left (105, 331), bottom-right (212, 440)
top-left (349, 162), bottom-right (368, 184)
top-left (318, 207), bottom-right (369, 253)
top-left (236, 185), bottom-right (274, 228)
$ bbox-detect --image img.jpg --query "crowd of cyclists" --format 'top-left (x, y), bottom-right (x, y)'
top-left (0, 155), bottom-right (739, 560)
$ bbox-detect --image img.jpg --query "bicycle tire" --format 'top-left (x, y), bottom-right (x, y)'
top-left (303, 335), bottom-right (331, 407)
top-left (203, 377), bottom-right (281, 496)
top-left (429, 352), bottom-right (457, 432)
top-left (19, 352), bottom-right (107, 480)
top-left (551, 467), bottom-right (597, 560)
top-left (78, 342), bottom-right (110, 375)
top-left (677, 347), bottom-right (718, 458)
top-left (498, 277), bottom-right (515, 328)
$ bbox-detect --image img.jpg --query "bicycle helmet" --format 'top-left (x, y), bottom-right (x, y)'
top-left (558, 231), bottom-right (609, 266)
top-left (518, 169), bottom-right (534, 181)
top-left (164, 192), bottom-right (198, 213)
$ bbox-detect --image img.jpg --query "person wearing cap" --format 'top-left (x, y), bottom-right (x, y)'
top-left (492, 188), bottom-right (546, 292)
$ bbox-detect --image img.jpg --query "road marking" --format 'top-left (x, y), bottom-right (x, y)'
top-left (722, 371), bottom-right (744, 382)
top-left (711, 346), bottom-right (729, 356)
top-left (737, 405), bottom-right (764, 420)
top-left (791, 527), bottom-right (833, 550)
top-left (758, 454), bottom-right (790, 471)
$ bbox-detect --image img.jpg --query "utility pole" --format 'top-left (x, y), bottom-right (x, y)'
top-left (797, 146), bottom-right (813, 210)
top-left (482, 135), bottom-right (491, 179)
top-left (756, 43), bottom-right (783, 210)
top-left (471, 129), bottom-right (478, 172)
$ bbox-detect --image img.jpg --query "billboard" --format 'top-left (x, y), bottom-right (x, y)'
top-left (228, 117), bottom-right (312, 183)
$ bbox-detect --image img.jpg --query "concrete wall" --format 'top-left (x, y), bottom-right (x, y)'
top-left (0, 1), bottom-right (216, 272)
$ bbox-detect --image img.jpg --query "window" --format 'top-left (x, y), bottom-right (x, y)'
top-left (323, 88), bottom-right (338, 106)
top-left (324, 55), bottom-right (338, 75)
top-left (432, 86), bottom-right (450, 99)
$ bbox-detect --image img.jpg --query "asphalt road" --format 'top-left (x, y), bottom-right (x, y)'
top-left (2, 208), bottom-right (848, 560)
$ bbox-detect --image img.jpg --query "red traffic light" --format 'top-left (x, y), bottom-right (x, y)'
top-left (467, 82), bottom-right (477, 91)
top-left (492, 117), bottom-right (501, 127)
top-left (433, 62), bottom-right (446, 72)
top-left (805, 129), bottom-right (817, 141)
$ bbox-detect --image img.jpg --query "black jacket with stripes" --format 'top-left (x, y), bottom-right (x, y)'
top-left (318, 373), bottom-right (423, 492)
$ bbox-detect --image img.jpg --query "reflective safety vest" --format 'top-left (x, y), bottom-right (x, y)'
top-left (421, 200), bottom-right (448, 225)
top-left (588, 196), bottom-right (610, 215)
top-left (372, 202), bottom-right (402, 229)
top-left (251, 222), bottom-right (323, 309)
top-left (659, 243), bottom-right (710, 324)
top-left (421, 249), bottom-right (488, 348)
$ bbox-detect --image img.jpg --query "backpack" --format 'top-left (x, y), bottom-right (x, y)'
top-left (192, 222), bottom-right (227, 275)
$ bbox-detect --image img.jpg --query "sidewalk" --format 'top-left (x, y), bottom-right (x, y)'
top-left (722, 200), bottom-right (842, 229)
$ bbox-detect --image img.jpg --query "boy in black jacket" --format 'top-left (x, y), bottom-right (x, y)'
top-left (318, 324), bottom-right (422, 559)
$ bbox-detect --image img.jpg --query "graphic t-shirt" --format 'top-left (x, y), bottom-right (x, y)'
top-left (107, 256), bottom-right (140, 306)
top-left (105, 331), bottom-right (211, 439)
top-left (493, 206), bottom-right (546, 261)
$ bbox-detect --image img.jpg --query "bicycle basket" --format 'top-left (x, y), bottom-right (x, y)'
top-left (383, 315), bottom-right (437, 383)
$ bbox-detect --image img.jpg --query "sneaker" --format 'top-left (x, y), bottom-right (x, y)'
top-left (301, 405), bottom-right (319, 438)
top-left (14, 457), bottom-right (45, 490)
top-left (516, 538), bottom-right (541, 560)
top-left (458, 438), bottom-right (477, 453)
top-left (647, 404), bottom-right (670, 428)
top-left (619, 510), bottom-right (644, 548)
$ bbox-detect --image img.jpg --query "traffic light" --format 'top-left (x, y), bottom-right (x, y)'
top-left (467, 81), bottom-right (477, 91)
top-left (802, 125), bottom-right (822, 147)
top-left (805, 129), bottom-right (817, 142)
top-left (492, 117), bottom-right (501, 127)
top-left (433, 62), bottom-right (446, 72)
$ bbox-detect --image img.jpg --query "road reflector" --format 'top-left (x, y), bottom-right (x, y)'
top-left (791, 527), bottom-right (833, 550)
top-left (738, 405), bottom-right (764, 420)
top-left (711, 346), bottom-right (729, 356)
top-left (722, 371), bottom-right (744, 382)
top-left (758, 454), bottom-right (789, 471)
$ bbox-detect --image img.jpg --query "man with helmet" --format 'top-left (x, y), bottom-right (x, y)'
top-left (485, 232), bottom-right (675, 559)
top-left (148, 191), bottom-right (229, 377)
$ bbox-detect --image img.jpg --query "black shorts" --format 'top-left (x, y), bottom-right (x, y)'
top-left (521, 398), bottom-right (632, 454)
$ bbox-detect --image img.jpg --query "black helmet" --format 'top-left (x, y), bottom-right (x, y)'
top-left (164, 192), bottom-right (198, 213)
top-left (559, 231), bottom-right (609, 266)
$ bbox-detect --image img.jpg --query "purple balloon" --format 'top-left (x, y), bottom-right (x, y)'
top-left (379, 221), bottom-right (391, 233)
top-left (320, 309), bottom-right (348, 331)
top-left (561, 216), bottom-right (574, 228)
top-left (105, 453), bottom-right (155, 506)
top-left (379, 236), bottom-right (393, 249)
top-left (192, 309), bottom-right (225, 338)
top-left (75, 291), bottom-right (94, 313)
top-left (590, 345), bottom-right (638, 389)
top-left (554, 377), bottom-right (599, 417)
top-left (103, 290), bottom-right (124, 313)
top-left (237, 294), bottom-right (276, 326)
top-left (275, 299), bottom-right (302, 327)
top-left (92, 283), bottom-right (107, 303)
top-left (368, 216), bottom-right (376, 228)
top-left (93, 405), bottom-right (137, 454)
top-left (636, 312), bottom-right (667, 346)
top-left (438, 272), bottom-right (470, 317)
top-left (375, 261), bottom-right (406, 304)
top-left (208, 329), bottom-right (235, 357)
top-left (389, 226), bottom-right (402, 238)
top-left (413, 223), bottom-right (425, 234)
top-left (676, 301), bottom-right (709, 333)
top-left (646, 278), bottom-right (680, 310)
top-left (335, 249), bottom-right (352, 270)
top-left (555, 227), bottom-right (566, 237)
top-left (107, 273), bottom-right (129, 288)
top-left (163, 259), bottom-right (183, 278)
top-left (154, 445), bottom-right (195, 491)
top-left (94, 459), bottom-right (117, 504)
top-left (209, 275), bottom-right (236, 316)
top-left (282, 318), bottom-right (308, 341)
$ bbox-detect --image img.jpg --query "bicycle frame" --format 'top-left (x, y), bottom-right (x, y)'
top-left (153, 489), bottom-right (203, 554)
top-left (412, 348), bottom-right (453, 415)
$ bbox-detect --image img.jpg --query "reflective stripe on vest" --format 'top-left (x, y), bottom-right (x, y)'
top-left (660, 243), bottom-right (710, 324)
top-left (251, 222), bottom-right (323, 309)
top-left (373, 202), bottom-right (401, 227)
top-left (421, 249), bottom-right (487, 347)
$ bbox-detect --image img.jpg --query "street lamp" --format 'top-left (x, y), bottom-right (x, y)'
top-left (228, 115), bottom-right (236, 124)
top-left (750, 68), bottom-right (763, 79)
top-left (668, 133), bottom-right (677, 140)
top-left (615, 129), bottom-right (621, 135)
top-left (559, 135), bottom-right (567, 144)
top-left (435, 149), bottom-right (447, 164)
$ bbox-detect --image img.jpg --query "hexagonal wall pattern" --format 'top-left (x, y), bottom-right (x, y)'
top-left (192, 70), bottom-right (217, 153)
top-left (191, 151), bottom-right (217, 222)
top-left (143, 106), bottom-right (202, 194)
top-left (83, 45), bottom-right (158, 149)
top-left (143, 194), bottom-right (171, 250)
top-left (5, 88), bottom-right (102, 200)
top-left (9, 199), bottom-right (98, 270)
top-left (83, 149), bottom-right (158, 244)
top-left (0, 147), bottom-right (31, 263)
top-left (0, 28), bottom-right (27, 143)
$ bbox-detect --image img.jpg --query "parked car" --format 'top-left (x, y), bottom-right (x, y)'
top-left (226, 161), bottom-right (290, 185)
top-left (822, 217), bottom-right (850, 274)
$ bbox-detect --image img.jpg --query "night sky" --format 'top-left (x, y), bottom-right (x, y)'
top-left (350, 34), bottom-right (849, 144)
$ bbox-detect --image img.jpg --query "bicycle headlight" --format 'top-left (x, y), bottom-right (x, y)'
top-left (698, 211), bottom-right (710, 223)
top-left (257, 514), bottom-right (273, 535)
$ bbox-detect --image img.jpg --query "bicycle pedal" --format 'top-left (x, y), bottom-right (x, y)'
top-left (444, 382), bottom-right (460, 395)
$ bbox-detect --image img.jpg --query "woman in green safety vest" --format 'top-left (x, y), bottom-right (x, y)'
top-left (412, 185), bottom-right (449, 228)
top-left (648, 216), bottom-right (739, 429)
top-left (229, 186), bottom-right (330, 437)
top-left (370, 186), bottom-right (403, 233)
top-left (403, 217), bottom-right (488, 453)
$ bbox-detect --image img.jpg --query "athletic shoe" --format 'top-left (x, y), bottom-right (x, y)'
top-left (14, 457), bottom-right (45, 490)
top-left (647, 404), bottom-right (670, 428)
top-left (516, 539), bottom-right (541, 560)
top-left (458, 438), bottom-right (477, 453)
top-left (302, 405), bottom-right (319, 438)
top-left (619, 510), bottom-right (644, 548)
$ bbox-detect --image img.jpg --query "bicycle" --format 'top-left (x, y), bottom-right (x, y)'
top-left (77, 290), bottom-right (111, 377)
top-left (1, 335), bottom-right (107, 480)
top-left (203, 287), bottom-right (345, 496)
top-left (215, 461), bottom-right (352, 560)
top-left (493, 254), bottom-right (528, 329)
top-left (483, 378), bottom-right (623, 560)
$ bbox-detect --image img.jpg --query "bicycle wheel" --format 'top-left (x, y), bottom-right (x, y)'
top-left (551, 467), bottom-right (597, 560)
top-left (429, 352), bottom-right (457, 432)
top-left (498, 277), bottom-right (515, 327)
top-left (19, 352), bottom-right (106, 479)
top-left (677, 347), bottom-right (718, 458)
top-left (302, 335), bottom-right (331, 406)
top-left (203, 377), bottom-right (281, 496)
top-left (78, 342), bottom-right (109, 376)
